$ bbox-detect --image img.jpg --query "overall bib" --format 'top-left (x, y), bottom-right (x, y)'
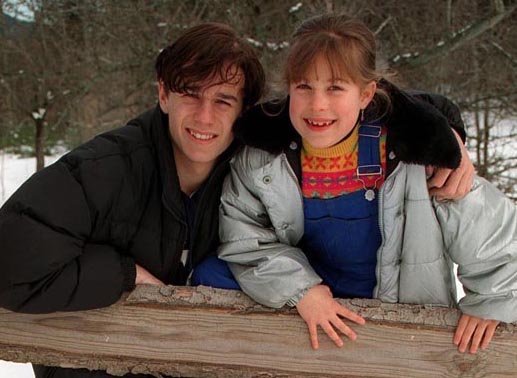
top-left (300, 124), bottom-right (383, 298)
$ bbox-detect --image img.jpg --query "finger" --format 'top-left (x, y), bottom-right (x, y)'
top-left (456, 164), bottom-right (475, 198)
top-left (427, 167), bottom-right (451, 189)
top-left (458, 319), bottom-right (477, 353)
top-left (430, 170), bottom-right (462, 200)
top-left (321, 322), bottom-right (344, 347)
top-left (469, 322), bottom-right (487, 354)
top-left (454, 315), bottom-right (469, 345)
top-left (480, 322), bottom-right (498, 350)
top-left (308, 322), bottom-right (319, 350)
top-left (337, 307), bottom-right (365, 325)
top-left (330, 317), bottom-right (357, 341)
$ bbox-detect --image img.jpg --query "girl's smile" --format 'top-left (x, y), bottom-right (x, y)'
top-left (289, 55), bottom-right (376, 149)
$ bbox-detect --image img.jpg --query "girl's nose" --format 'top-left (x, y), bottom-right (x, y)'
top-left (311, 90), bottom-right (328, 111)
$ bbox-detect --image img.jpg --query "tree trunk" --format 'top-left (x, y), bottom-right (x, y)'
top-left (35, 118), bottom-right (45, 171)
top-left (483, 99), bottom-right (491, 179)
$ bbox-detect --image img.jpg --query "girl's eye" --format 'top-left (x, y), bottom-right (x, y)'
top-left (328, 85), bottom-right (344, 91)
top-left (295, 83), bottom-right (311, 90)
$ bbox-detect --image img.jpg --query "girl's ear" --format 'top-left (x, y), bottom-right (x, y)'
top-left (360, 80), bottom-right (377, 109)
top-left (158, 81), bottom-right (169, 114)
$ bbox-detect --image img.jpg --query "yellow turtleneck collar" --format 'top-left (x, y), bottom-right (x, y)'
top-left (302, 125), bottom-right (359, 158)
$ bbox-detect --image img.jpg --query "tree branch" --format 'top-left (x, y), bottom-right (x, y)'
top-left (390, 4), bottom-right (517, 68)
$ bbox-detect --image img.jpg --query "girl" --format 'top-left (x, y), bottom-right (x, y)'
top-left (193, 14), bottom-right (517, 354)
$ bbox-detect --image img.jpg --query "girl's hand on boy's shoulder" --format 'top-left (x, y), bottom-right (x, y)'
top-left (296, 284), bottom-right (365, 350)
top-left (454, 313), bottom-right (499, 354)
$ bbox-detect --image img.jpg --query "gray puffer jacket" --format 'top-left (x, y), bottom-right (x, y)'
top-left (219, 87), bottom-right (517, 323)
top-left (219, 148), bottom-right (517, 323)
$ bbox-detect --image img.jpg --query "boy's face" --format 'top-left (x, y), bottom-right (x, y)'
top-left (289, 55), bottom-right (375, 149)
top-left (159, 71), bottom-right (244, 174)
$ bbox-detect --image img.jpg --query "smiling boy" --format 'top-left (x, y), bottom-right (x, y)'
top-left (0, 23), bottom-right (264, 378)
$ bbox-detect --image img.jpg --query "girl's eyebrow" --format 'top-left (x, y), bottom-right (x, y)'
top-left (328, 77), bottom-right (348, 83)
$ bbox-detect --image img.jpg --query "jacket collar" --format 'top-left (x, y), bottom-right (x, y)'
top-left (129, 105), bottom-right (185, 219)
top-left (234, 81), bottom-right (461, 169)
top-left (131, 104), bottom-right (239, 220)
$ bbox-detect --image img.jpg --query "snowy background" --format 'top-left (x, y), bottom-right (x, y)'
top-left (0, 360), bottom-right (33, 378)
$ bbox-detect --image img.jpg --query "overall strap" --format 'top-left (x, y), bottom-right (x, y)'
top-left (357, 124), bottom-right (383, 201)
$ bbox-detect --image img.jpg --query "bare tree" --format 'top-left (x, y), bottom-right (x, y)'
top-left (1, 0), bottom-right (516, 197)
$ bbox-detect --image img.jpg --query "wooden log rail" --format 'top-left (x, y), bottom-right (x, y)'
top-left (0, 285), bottom-right (515, 377)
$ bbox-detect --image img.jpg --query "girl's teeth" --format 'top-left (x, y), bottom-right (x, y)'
top-left (307, 120), bottom-right (333, 126)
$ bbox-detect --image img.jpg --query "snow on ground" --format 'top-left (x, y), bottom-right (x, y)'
top-left (0, 152), bottom-right (61, 206)
top-left (0, 361), bottom-right (34, 378)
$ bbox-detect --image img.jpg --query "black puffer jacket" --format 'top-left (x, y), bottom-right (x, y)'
top-left (0, 105), bottom-right (233, 314)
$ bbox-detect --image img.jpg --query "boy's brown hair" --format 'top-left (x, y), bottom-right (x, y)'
top-left (155, 23), bottom-right (265, 110)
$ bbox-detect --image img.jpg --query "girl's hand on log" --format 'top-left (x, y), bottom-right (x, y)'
top-left (135, 264), bottom-right (164, 286)
top-left (454, 313), bottom-right (499, 353)
top-left (296, 285), bottom-right (365, 349)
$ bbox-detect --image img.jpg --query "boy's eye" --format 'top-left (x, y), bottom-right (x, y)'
top-left (216, 99), bottom-right (232, 107)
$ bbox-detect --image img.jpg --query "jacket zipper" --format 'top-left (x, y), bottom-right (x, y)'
top-left (281, 153), bottom-right (304, 203)
top-left (162, 193), bottom-right (188, 249)
top-left (374, 162), bottom-right (402, 299)
top-left (189, 157), bottom-right (230, 267)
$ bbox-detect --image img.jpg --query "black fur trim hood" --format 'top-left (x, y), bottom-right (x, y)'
top-left (234, 81), bottom-right (463, 169)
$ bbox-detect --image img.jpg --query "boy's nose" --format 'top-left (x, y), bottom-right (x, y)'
top-left (194, 101), bottom-right (214, 125)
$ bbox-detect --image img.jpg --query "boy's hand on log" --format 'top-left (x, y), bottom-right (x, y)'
top-left (427, 129), bottom-right (475, 201)
top-left (296, 285), bottom-right (365, 349)
top-left (135, 264), bottom-right (164, 286)
top-left (454, 313), bottom-right (499, 354)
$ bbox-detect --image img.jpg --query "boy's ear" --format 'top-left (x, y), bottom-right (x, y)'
top-left (158, 81), bottom-right (169, 113)
top-left (360, 80), bottom-right (377, 108)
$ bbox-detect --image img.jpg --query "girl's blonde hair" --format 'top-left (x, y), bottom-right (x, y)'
top-left (285, 14), bottom-right (391, 117)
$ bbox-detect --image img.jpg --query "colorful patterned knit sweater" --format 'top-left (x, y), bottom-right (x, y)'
top-left (301, 126), bottom-right (388, 199)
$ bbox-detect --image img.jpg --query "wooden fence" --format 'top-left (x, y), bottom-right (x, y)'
top-left (0, 285), bottom-right (515, 377)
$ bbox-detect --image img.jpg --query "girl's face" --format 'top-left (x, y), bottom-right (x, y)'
top-left (289, 55), bottom-right (376, 148)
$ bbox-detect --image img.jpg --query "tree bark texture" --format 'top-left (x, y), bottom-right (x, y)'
top-left (35, 118), bottom-right (45, 171)
top-left (0, 285), bottom-right (515, 377)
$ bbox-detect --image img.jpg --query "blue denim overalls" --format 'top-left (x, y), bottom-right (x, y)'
top-left (191, 125), bottom-right (384, 298)
top-left (300, 124), bottom-right (383, 298)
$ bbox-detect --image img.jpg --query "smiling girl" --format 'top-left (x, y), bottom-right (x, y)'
top-left (193, 14), bottom-right (517, 354)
